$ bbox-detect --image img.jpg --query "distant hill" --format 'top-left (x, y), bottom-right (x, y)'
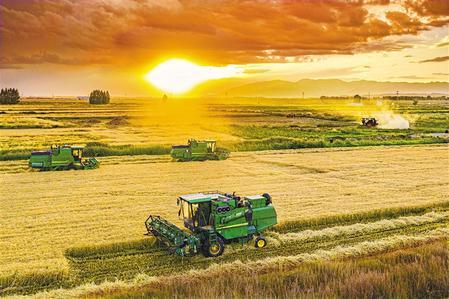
top-left (204, 79), bottom-right (449, 98)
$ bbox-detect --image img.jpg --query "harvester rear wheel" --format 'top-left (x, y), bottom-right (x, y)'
top-left (255, 236), bottom-right (267, 248)
top-left (203, 237), bottom-right (224, 257)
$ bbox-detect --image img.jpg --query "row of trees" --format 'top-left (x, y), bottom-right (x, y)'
top-left (0, 88), bottom-right (111, 105)
top-left (320, 95), bottom-right (366, 100)
top-left (0, 88), bottom-right (20, 104)
top-left (89, 90), bottom-right (110, 104)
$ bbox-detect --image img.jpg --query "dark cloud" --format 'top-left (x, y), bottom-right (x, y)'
top-left (404, 0), bottom-right (449, 17)
top-left (0, 0), bottom-right (448, 67)
top-left (385, 11), bottom-right (426, 34)
top-left (419, 56), bottom-right (449, 63)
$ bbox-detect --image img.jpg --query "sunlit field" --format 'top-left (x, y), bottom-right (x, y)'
top-left (1, 144), bottom-right (448, 296)
top-left (1, 97), bottom-right (448, 160)
top-left (1, 97), bottom-right (448, 297)
top-left (3, 0), bottom-right (449, 297)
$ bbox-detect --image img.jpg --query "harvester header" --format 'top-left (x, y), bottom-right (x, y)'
top-left (145, 191), bottom-right (277, 257)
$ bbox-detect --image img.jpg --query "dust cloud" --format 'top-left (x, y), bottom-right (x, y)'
top-left (345, 100), bottom-right (410, 129)
top-left (374, 112), bottom-right (410, 129)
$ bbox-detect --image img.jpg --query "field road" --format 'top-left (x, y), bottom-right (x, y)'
top-left (0, 144), bottom-right (448, 275)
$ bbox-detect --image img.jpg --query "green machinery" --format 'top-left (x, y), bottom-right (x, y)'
top-left (29, 145), bottom-right (100, 171)
top-left (145, 191), bottom-right (277, 257)
top-left (170, 139), bottom-right (229, 161)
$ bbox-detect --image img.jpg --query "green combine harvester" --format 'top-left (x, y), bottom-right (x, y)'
top-left (170, 139), bottom-right (229, 161)
top-left (29, 145), bottom-right (99, 171)
top-left (145, 191), bottom-right (277, 257)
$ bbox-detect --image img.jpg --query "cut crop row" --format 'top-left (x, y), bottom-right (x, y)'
top-left (273, 200), bottom-right (449, 233)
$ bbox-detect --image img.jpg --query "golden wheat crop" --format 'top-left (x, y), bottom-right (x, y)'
top-left (25, 228), bottom-right (449, 299)
top-left (268, 211), bottom-right (449, 244)
top-left (0, 144), bottom-right (447, 276)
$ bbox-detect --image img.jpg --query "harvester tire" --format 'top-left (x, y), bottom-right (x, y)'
top-left (255, 236), bottom-right (267, 248)
top-left (203, 237), bottom-right (224, 257)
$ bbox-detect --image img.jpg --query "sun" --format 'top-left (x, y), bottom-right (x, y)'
top-left (145, 59), bottom-right (241, 94)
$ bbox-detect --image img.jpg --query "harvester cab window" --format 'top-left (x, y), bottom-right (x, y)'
top-left (195, 202), bottom-right (211, 227)
top-left (207, 142), bottom-right (215, 153)
top-left (181, 202), bottom-right (211, 228)
top-left (72, 149), bottom-right (82, 160)
top-left (180, 200), bottom-right (196, 228)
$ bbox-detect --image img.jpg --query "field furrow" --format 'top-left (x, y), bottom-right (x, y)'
top-left (67, 212), bottom-right (449, 283)
top-left (2, 213), bottom-right (447, 296)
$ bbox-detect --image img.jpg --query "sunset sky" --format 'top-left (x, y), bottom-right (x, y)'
top-left (0, 0), bottom-right (448, 96)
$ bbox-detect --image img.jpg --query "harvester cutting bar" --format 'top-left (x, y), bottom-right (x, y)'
top-left (84, 157), bottom-right (100, 169)
top-left (145, 215), bottom-right (191, 250)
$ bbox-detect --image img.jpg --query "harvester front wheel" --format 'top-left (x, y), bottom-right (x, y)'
top-left (203, 237), bottom-right (224, 257)
top-left (255, 236), bottom-right (267, 248)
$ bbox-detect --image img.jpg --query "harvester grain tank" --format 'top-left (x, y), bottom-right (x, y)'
top-left (29, 145), bottom-right (99, 171)
top-left (145, 191), bottom-right (277, 257)
top-left (170, 139), bottom-right (229, 161)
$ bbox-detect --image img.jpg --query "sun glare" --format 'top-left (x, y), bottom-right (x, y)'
top-left (145, 59), bottom-right (241, 94)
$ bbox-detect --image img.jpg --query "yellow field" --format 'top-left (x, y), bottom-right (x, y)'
top-left (1, 144), bottom-right (447, 276)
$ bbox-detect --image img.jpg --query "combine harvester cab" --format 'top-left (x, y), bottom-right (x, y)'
top-left (29, 145), bottom-right (100, 171)
top-left (170, 139), bottom-right (229, 161)
top-left (145, 192), bottom-right (277, 257)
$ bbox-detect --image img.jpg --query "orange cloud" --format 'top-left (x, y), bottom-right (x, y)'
top-left (404, 0), bottom-right (449, 16)
top-left (0, 0), bottom-right (447, 68)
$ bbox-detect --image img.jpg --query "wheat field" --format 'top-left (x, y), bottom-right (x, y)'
top-left (1, 144), bottom-right (448, 277)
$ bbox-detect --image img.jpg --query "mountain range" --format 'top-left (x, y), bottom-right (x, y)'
top-left (192, 78), bottom-right (449, 98)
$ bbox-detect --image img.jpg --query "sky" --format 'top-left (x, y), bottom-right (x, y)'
top-left (0, 0), bottom-right (448, 96)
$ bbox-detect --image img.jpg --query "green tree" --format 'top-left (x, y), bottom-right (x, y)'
top-left (0, 88), bottom-right (20, 104)
top-left (89, 90), bottom-right (110, 104)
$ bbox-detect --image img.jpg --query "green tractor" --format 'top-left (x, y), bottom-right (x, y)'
top-left (145, 191), bottom-right (277, 257)
top-left (170, 139), bottom-right (229, 161)
top-left (29, 145), bottom-right (100, 171)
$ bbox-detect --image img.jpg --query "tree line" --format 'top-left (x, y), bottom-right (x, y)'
top-left (89, 90), bottom-right (110, 104)
top-left (0, 88), bottom-right (20, 104)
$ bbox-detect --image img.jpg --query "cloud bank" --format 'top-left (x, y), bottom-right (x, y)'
top-left (1, 0), bottom-right (448, 68)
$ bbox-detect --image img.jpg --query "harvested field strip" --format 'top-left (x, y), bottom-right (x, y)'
top-left (68, 212), bottom-right (449, 282)
top-left (273, 200), bottom-right (449, 233)
top-left (65, 239), bottom-right (158, 261)
top-left (1, 216), bottom-right (448, 296)
top-left (65, 204), bottom-right (449, 263)
top-left (269, 211), bottom-right (449, 243)
top-left (0, 271), bottom-right (71, 297)
top-left (30, 229), bottom-right (449, 299)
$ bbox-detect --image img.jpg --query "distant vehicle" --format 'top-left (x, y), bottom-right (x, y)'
top-left (29, 145), bottom-right (99, 171)
top-left (171, 139), bottom-right (229, 161)
top-left (362, 117), bottom-right (378, 127)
